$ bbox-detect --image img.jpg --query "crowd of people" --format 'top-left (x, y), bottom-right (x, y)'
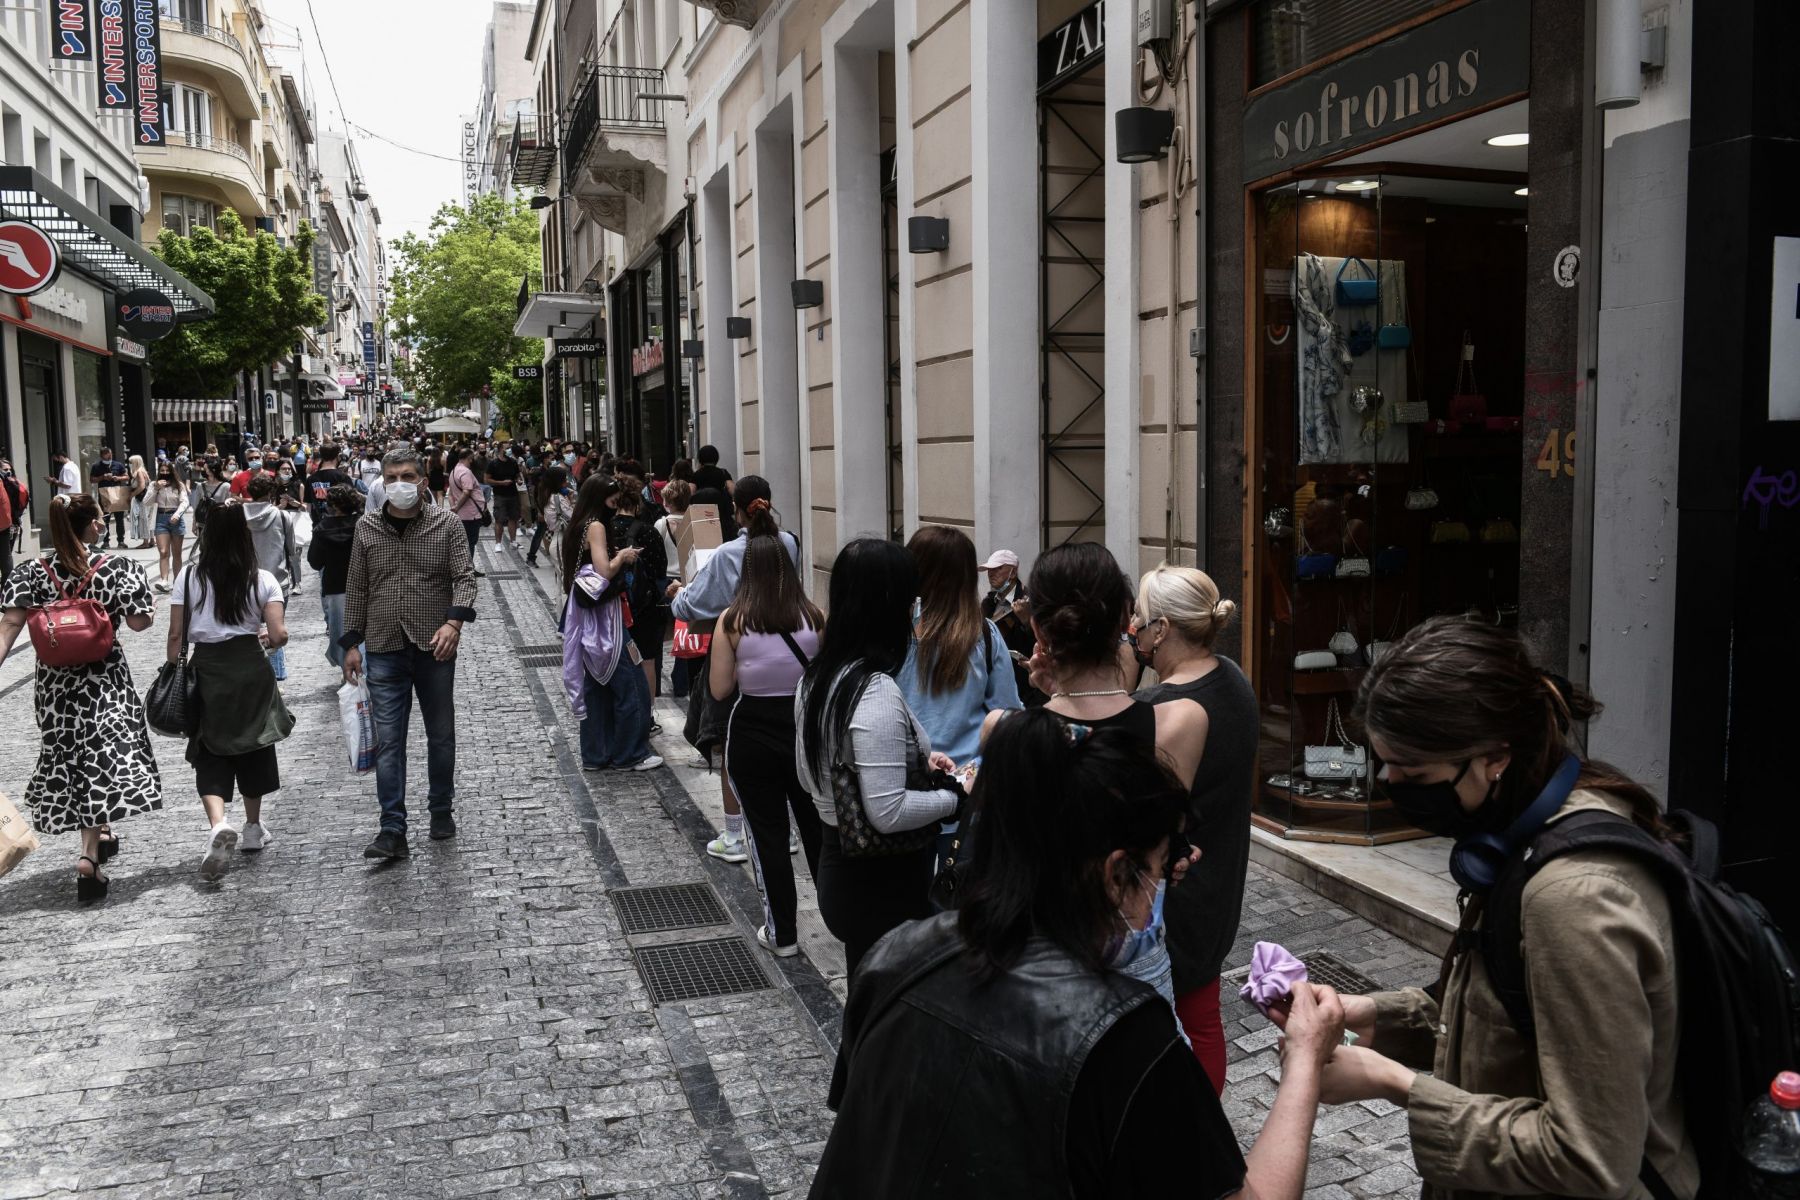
top-left (0, 426), bottom-right (1709, 1199)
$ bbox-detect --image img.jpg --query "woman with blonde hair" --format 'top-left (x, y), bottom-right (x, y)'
top-left (0, 493), bottom-right (158, 901)
top-left (127, 453), bottom-right (153, 548)
top-left (1128, 563), bottom-right (1257, 1093)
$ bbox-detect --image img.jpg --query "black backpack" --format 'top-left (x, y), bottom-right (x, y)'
top-left (1482, 809), bottom-right (1800, 1199)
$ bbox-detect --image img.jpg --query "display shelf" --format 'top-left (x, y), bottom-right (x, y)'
top-left (1290, 668), bottom-right (1363, 694)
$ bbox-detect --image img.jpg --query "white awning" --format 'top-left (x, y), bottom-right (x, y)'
top-left (513, 290), bottom-right (604, 338)
top-left (153, 398), bottom-right (238, 424)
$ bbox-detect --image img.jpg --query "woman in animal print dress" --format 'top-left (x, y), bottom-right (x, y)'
top-left (0, 493), bottom-right (160, 902)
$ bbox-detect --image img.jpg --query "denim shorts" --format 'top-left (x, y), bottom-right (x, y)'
top-left (154, 511), bottom-right (186, 537)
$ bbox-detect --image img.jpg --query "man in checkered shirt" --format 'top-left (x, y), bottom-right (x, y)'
top-left (341, 446), bottom-right (478, 860)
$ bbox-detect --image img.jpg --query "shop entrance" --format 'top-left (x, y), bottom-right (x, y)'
top-left (1247, 101), bottom-right (1530, 844)
top-left (18, 334), bottom-right (64, 534)
top-left (1038, 55), bottom-right (1106, 548)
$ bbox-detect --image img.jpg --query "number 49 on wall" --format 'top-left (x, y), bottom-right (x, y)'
top-left (1537, 430), bottom-right (1576, 479)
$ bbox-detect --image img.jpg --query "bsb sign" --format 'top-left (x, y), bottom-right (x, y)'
top-left (1240, 0), bottom-right (1528, 182)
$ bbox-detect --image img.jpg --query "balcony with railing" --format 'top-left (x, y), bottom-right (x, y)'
top-left (510, 108), bottom-right (556, 191)
top-left (138, 131), bottom-right (263, 219)
top-left (559, 66), bottom-right (669, 234)
top-left (161, 17), bottom-right (259, 117)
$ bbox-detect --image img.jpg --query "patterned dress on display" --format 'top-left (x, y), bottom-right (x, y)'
top-left (1, 555), bottom-right (162, 834)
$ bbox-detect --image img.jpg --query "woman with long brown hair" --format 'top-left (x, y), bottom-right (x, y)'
top-left (1268, 616), bottom-right (1697, 1199)
top-left (709, 502), bottom-right (826, 956)
top-left (560, 473), bottom-right (660, 771)
top-left (0, 493), bottom-right (158, 901)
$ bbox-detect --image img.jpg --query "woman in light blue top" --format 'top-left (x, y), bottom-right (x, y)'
top-left (898, 525), bottom-right (1021, 769)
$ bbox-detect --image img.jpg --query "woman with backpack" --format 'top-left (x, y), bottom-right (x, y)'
top-left (710, 507), bottom-right (826, 957)
top-left (1267, 617), bottom-right (1697, 1199)
top-left (0, 493), bottom-right (158, 902)
top-left (193, 459), bottom-right (232, 535)
top-left (167, 503), bottom-right (294, 881)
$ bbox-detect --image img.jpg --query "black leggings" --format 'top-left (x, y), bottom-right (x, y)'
top-left (725, 696), bottom-right (822, 945)
top-left (527, 520), bottom-right (548, 560)
top-left (815, 824), bottom-right (936, 978)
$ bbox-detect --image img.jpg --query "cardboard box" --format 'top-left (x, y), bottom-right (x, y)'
top-left (677, 503), bottom-right (723, 582)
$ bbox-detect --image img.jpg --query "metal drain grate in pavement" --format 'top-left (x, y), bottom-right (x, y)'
top-left (517, 643), bottom-right (561, 654)
top-left (610, 883), bottom-right (728, 934)
top-left (1299, 950), bottom-right (1384, 996)
top-left (634, 937), bottom-right (770, 1003)
top-left (485, 571), bottom-right (522, 580)
top-left (519, 653), bottom-right (562, 668)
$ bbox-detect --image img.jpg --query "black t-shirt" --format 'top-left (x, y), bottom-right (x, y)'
top-left (487, 458), bottom-right (521, 489)
top-left (306, 467), bottom-right (353, 515)
top-left (1136, 657), bottom-right (1260, 989)
top-left (691, 464), bottom-right (732, 492)
top-left (1065, 1003), bottom-right (1246, 1199)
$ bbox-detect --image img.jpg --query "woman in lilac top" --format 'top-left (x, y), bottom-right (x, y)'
top-left (709, 499), bottom-right (825, 957)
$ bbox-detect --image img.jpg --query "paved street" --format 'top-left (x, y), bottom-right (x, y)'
top-left (0, 540), bottom-right (1438, 1198)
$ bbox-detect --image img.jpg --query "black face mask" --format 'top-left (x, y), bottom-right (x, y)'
top-left (1380, 759), bottom-right (1502, 841)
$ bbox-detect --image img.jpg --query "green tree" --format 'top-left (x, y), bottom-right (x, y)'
top-left (148, 212), bottom-right (328, 397)
top-left (388, 194), bottom-right (544, 427)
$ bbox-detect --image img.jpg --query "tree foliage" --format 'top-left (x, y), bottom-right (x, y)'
top-left (148, 211), bottom-right (328, 398)
top-left (388, 194), bottom-right (544, 426)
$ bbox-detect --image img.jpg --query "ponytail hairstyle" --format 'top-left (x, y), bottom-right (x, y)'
top-left (1026, 541), bottom-right (1135, 673)
top-left (46, 494), bottom-right (100, 578)
top-left (733, 475), bottom-right (779, 539)
top-left (907, 524), bottom-right (982, 694)
top-left (1136, 564), bottom-right (1237, 649)
top-left (800, 538), bottom-right (917, 788)
top-left (1357, 616), bottom-right (1667, 835)
top-left (957, 709), bottom-right (1187, 979)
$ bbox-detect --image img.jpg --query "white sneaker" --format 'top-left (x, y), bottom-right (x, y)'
top-left (199, 822), bottom-right (239, 880)
top-left (706, 832), bottom-right (748, 863)
top-left (631, 755), bottom-right (665, 771)
top-left (240, 821), bottom-right (272, 852)
top-left (789, 830), bottom-right (799, 855)
top-left (756, 925), bottom-right (799, 958)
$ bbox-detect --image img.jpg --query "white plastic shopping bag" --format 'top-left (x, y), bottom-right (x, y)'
top-left (292, 509), bottom-right (314, 549)
top-left (338, 679), bottom-right (377, 774)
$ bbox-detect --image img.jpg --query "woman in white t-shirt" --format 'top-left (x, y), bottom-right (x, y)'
top-left (167, 503), bottom-right (295, 881)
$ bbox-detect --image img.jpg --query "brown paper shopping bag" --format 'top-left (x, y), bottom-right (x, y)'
top-left (0, 790), bottom-right (39, 877)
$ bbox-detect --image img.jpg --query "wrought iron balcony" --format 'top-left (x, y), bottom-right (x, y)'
top-left (560, 66), bottom-right (667, 182)
top-left (510, 110), bottom-right (556, 190)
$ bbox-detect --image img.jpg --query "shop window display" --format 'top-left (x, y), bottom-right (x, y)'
top-left (1251, 171), bottom-right (1526, 843)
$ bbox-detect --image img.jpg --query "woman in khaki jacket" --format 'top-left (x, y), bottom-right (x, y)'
top-left (1275, 617), bottom-right (1697, 1199)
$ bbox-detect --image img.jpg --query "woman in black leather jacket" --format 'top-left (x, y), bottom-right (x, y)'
top-left (811, 708), bottom-right (1345, 1200)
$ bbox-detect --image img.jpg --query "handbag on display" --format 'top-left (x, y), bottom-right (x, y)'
top-left (1327, 605), bottom-right (1359, 657)
top-left (1430, 520), bottom-right (1472, 544)
top-left (1334, 257), bottom-right (1380, 306)
top-left (1304, 700), bottom-right (1369, 781)
top-left (1364, 591), bottom-right (1407, 666)
top-left (1347, 318), bottom-right (1376, 357)
top-left (1479, 517), bottom-right (1520, 544)
top-left (27, 556), bottom-right (114, 668)
top-left (1405, 487), bottom-right (1440, 511)
top-left (1379, 264), bottom-right (1412, 348)
top-left (1293, 649), bottom-right (1339, 672)
top-left (1449, 332), bottom-right (1487, 423)
top-left (1334, 555), bottom-right (1370, 578)
top-left (1263, 507), bottom-right (1293, 539)
top-left (1296, 535), bottom-right (1339, 579)
top-left (145, 573), bottom-right (201, 738)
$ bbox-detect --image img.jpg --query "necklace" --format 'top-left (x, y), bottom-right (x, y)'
top-left (1052, 688), bottom-right (1129, 698)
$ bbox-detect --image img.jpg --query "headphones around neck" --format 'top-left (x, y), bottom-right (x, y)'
top-left (1449, 753), bottom-right (1583, 893)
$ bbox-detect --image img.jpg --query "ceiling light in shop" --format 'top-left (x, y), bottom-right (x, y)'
top-left (1486, 132), bottom-right (1530, 147)
top-left (1334, 179), bottom-right (1380, 193)
top-left (1514, 187), bottom-right (1530, 196)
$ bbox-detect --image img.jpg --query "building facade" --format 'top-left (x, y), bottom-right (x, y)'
top-left (475, 2), bottom-right (540, 201)
top-left (0, 0), bottom-right (212, 544)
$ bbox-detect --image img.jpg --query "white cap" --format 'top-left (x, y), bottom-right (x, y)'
top-left (980, 549), bottom-right (1019, 570)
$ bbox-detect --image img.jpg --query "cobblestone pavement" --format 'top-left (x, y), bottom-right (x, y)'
top-left (0, 537), bottom-right (1436, 1198)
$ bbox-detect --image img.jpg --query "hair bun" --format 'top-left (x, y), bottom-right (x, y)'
top-left (1212, 598), bottom-right (1238, 623)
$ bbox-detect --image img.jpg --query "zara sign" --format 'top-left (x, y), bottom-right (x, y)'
top-left (1039, 0), bottom-right (1104, 92)
top-left (1240, 0), bottom-right (1528, 182)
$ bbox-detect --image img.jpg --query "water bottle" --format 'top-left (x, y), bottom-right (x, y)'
top-left (1742, 1071), bottom-right (1800, 1198)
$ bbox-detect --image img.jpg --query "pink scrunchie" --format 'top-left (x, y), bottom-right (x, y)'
top-left (1238, 941), bottom-right (1308, 1017)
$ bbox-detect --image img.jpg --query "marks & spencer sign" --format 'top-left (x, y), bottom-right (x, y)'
top-left (1240, 0), bottom-right (1528, 182)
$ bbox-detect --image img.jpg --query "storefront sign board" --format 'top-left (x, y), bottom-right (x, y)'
top-left (1040, 0), bottom-right (1105, 92)
top-left (97, 1), bottom-right (127, 106)
top-left (629, 339), bottom-right (662, 376)
top-left (54, 0), bottom-right (94, 61)
top-left (557, 339), bottom-right (604, 359)
top-left (128, 0), bottom-right (164, 145)
top-left (513, 364), bottom-right (542, 380)
top-left (0, 221), bottom-right (60, 296)
top-left (117, 287), bottom-right (176, 341)
top-left (1240, 0), bottom-right (1528, 182)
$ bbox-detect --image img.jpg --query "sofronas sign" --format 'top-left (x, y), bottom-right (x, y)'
top-left (1240, 0), bottom-right (1528, 183)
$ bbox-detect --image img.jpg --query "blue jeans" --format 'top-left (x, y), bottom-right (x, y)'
top-left (321, 592), bottom-right (346, 668)
top-left (268, 645), bottom-right (287, 681)
top-left (365, 645), bottom-right (458, 833)
top-left (580, 663), bottom-right (652, 769)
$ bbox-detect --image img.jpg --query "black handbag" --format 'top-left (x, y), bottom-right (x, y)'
top-left (144, 573), bottom-right (200, 738)
top-left (829, 679), bottom-right (940, 859)
top-left (928, 801), bottom-right (969, 911)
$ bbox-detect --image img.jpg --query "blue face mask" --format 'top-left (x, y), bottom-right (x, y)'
top-left (1106, 871), bottom-right (1186, 1043)
top-left (564, 453), bottom-right (576, 465)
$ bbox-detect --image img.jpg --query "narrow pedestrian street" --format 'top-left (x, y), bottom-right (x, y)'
top-left (0, 540), bottom-right (1436, 1199)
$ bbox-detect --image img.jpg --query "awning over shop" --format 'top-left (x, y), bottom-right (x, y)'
top-left (0, 167), bottom-right (214, 320)
top-left (513, 290), bottom-right (603, 339)
top-left (154, 399), bottom-right (238, 424)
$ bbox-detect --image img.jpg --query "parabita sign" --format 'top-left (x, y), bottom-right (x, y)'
top-left (1240, 0), bottom-right (1528, 182)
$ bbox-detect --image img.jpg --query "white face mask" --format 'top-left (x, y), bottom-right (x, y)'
top-left (385, 480), bottom-right (420, 509)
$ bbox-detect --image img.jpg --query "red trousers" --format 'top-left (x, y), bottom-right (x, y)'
top-left (1175, 977), bottom-right (1227, 1095)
